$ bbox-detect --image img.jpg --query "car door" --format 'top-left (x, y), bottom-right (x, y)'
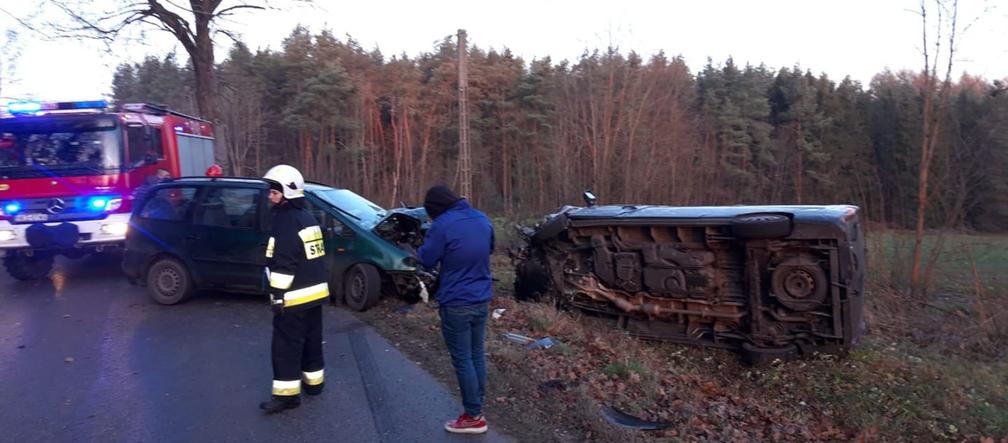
top-left (305, 195), bottom-right (357, 287)
top-left (128, 184), bottom-right (199, 274)
top-left (187, 185), bottom-right (269, 291)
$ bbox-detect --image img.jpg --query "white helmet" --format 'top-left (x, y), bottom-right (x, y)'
top-left (263, 164), bottom-right (305, 199)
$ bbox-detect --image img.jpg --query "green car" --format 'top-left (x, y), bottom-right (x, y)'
top-left (122, 177), bottom-right (431, 311)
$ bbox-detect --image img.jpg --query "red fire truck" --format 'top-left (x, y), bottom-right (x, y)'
top-left (0, 100), bottom-right (215, 280)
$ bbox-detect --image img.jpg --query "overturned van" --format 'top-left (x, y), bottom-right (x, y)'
top-left (510, 196), bottom-right (866, 363)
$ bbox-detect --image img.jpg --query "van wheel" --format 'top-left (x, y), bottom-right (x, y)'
top-left (146, 257), bottom-right (193, 305)
top-left (344, 264), bottom-right (381, 312)
top-left (4, 254), bottom-right (54, 281)
top-left (731, 213), bottom-right (792, 239)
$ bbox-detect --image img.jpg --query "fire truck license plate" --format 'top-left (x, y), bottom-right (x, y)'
top-left (15, 213), bottom-right (48, 222)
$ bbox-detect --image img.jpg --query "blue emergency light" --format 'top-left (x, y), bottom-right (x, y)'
top-left (6, 102), bottom-right (42, 114)
top-left (5, 100), bottom-right (108, 115)
top-left (89, 197), bottom-right (109, 209)
top-left (2, 201), bottom-right (21, 215)
top-left (86, 195), bottom-right (122, 212)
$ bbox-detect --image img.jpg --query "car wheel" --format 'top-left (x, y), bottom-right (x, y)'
top-left (771, 255), bottom-right (828, 311)
top-left (740, 342), bottom-right (799, 366)
top-left (344, 263), bottom-right (381, 312)
top-left (514, 259), bottom-right (550, 302)
top-left (146, 257), bottom-right (193, 305)
top-left (731, 213), bottom-right (792, 239)
top-left (3, 253), bottom-right (54, 281)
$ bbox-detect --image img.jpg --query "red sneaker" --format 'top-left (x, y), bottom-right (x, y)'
top-left (444, 413), bottom-right (488, 434)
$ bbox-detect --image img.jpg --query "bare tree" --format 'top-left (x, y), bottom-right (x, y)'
top-left (910, 0), bottom-right (959, 297)
top-left (35, 0), bottom-right (299, 120)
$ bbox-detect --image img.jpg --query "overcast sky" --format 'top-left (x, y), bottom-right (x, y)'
top-left (1, 0), bottom-right (1005, 103)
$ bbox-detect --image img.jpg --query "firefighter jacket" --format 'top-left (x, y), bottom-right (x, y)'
top-left (265, 202), bottom-right (329, 311)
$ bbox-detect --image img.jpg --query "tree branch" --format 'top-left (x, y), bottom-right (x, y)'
top-left (214, 4), bottom-right (265, 18)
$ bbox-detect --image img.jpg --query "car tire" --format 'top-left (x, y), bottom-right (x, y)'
top-left (731, 213), bottom-right (792, 239)
top-left (3, 253), bottom-right (54, 281)
top-left (344, 263), bottom-right (381, 312)
top-left (146, 257), bottom-right (193, 305)
top-left (514, 260), bottom-right (550, 302)
top-left (740, 342), bottom-right (799, 366)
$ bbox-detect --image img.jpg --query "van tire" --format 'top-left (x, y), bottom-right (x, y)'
top-left (4, 253), bottom-right (54, 281)
top-left (344, 263), bottom-right (381, 312)
top-left (146, 257), bottom-right (193, 305)
top-left (731, 213), bottom-right (792, 239)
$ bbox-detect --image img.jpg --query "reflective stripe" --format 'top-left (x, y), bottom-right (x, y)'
top-left (269, 272), bottom-right (294, 290)
top-left (298, 226), bottom-right (323, 242)
top-left (283, 282), bottom-right (329, 307)
top-left (272, 379), bottom-right (300, 396)
top-left (302, 369), bottom-right (324, 386)
top-left (299, 226), bottom-right (325, 260)
top-left (265, 236), bottom-right (275, 258)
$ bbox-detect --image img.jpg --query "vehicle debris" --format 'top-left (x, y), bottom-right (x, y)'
top-left (527, 337), bottom-right (559, 350)
top-left (601, 405), bottom-right (673, 430)
top-left (492, 308), bottom-right (506, 320)
top-left (501, 332), bottom-right (534, 345)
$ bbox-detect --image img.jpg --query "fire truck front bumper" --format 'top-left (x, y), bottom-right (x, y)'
top-left (0, 213), bottom-right (131, 254)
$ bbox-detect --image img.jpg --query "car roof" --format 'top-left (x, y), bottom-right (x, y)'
top-left (169, 176), bottom-right (267, 186)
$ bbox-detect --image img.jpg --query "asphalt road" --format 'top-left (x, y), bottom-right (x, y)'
top-left (0, 253), bottom-right (511, 443)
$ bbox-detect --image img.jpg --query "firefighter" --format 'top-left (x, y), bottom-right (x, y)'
top-left (259, 164), bottom-right (329, 414)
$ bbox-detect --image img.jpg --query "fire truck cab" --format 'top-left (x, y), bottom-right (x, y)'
top-left (0, 100), bottom-right (215, 280)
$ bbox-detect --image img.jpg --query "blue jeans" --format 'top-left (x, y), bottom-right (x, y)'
top-left (439, 302), bottom-right (489, 417)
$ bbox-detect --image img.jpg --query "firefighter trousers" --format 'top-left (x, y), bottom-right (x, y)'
top-left (271, 304), bottom-right (325, 397)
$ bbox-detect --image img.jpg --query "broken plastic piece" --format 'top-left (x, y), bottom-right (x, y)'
top-left (417, 277), bottom-right (429, 304)
top-left (527, 337), bottom-right (559, 350)
top-left (601, 406), bottom-right (672, 430)
top-left (492, 308), bottom-right (506, 320)
top-left (501, 332), bottom-right (534, 345)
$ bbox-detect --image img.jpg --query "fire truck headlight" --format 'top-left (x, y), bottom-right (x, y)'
top-left (2, 201), bottom-right (22, 215)
top-left (105, 198), bottom-right (122, 212)
top-left (100, 222), bottom-right (129, 236)
top-left (0, 230), bottom-right (15, 242)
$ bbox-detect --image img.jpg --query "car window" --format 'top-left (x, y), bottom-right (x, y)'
top-left (138, 187), bottom-right (197, 221)
top-left (195, 187), bottom-right (261, 228)
top-left (305, 198), bottom-right (349, 236)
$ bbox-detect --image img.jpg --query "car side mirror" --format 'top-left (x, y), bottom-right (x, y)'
top-left (583, 190), bottom-right (597, 207)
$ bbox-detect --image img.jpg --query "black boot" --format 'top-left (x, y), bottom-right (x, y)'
top-left (304, 382), bottom-right (324, 396)
top-left (259, 395), bottom-right (301, 414)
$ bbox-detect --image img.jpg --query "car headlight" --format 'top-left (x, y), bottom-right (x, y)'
top-left (100, 222), bottom-right (129, 236)
top-left (0, 230), bottom-right (15, 242)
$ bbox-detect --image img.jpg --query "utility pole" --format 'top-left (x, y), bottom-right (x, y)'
top-left (457, 29), bottom-right (472, 199)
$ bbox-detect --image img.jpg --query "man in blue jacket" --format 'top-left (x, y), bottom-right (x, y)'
top-left (417, 185), bottom-right (494, 434)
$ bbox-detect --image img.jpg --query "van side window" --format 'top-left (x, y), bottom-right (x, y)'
top-left (138, 187), bottom-right (197, 221)
top-left (195, 187), bottom-right (260, 228)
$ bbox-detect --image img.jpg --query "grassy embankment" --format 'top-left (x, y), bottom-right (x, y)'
top-left (358, 220), bottom-right (1007, 442)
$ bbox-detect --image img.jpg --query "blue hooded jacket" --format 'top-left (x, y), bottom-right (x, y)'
top-left (417, 199), bottom-right (494, 307)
